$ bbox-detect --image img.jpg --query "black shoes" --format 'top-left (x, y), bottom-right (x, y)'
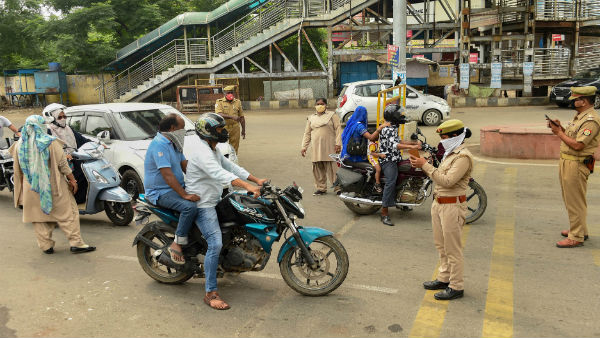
top-left (70, 245), bottom-right (96, 254)
top-left (434, 287), bottom-right (464, 300)
top-left (313, 190), bottom-right (326, 196)
top-left (423, 280), bottom-right (449, 290)
top-left (43, 247), bottom-right (54, 254)
top-left (381, 216), bottom-right (394, 226)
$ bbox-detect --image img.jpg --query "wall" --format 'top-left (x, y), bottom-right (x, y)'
top-left (0, 74), bottom-right (103, 106)
top-left (263, 78), bottom-right (328, 102)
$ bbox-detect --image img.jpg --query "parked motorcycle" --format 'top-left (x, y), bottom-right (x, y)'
top-left (0, 137), bottom-right (16, 193)
top-left (133, 182), bottom-right (349, 296)
top-left (71, 137), bottom-right (134, 226)
top-left (332, 128), bottom-right (487, 224)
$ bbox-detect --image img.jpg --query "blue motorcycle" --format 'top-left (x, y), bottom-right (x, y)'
top-left (72, 141), bottom-right (133, 226)
top-left (132, 182), bottom-right (349, 296)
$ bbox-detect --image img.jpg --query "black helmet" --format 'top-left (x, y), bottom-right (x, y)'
top-left (195, 113), bottom-right (229, 143)
top-left (383, 104), bottom-right (406, 125)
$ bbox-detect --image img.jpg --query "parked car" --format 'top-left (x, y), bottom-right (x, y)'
top-left (550, 67), bottom-right (600, 109)
top-left (335, 80), bottom-right (451, 126)
top-left (63, 103), bottom-right (238, 200)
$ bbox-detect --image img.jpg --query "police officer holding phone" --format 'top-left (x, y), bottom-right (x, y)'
top-left (547, 86), bottom-right (600, 248)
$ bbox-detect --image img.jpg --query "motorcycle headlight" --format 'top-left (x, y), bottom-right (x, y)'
top-left (92, 170), bottom-right (109, 184)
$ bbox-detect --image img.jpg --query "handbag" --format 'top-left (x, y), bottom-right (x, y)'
top-left (346, 136), bottom-right (367, 156)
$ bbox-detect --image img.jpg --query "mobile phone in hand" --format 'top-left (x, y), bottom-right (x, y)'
top-left (545, 114), bottom-right (559, 126)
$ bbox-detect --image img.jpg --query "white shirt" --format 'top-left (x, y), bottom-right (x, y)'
top-left (185, 139), bottom-right (250, 208)
top-left (0, 116), bottom-right (12, 139)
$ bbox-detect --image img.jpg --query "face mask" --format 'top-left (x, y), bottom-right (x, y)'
top-left (439, 131), bottom-right (466, 161)
top-left (57, 119), bottom-right (67, 128)
top-left (163, 129), bottom-right (186, 152)
top-left (315, 104), bottom-right (326, 113)
top-left (225, 93), bottom-right (234, 101)
top-left (217, 128), bottom-right (229, 143)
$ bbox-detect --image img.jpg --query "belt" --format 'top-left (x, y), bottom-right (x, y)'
top-left (436, 195), bottom-right (466, 204)
top-left (560, 153), bottom-right (588, 161)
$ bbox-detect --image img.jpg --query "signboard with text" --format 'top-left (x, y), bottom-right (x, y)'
top-left (490, 62), bottom-right (502, 89)
top-left (387, 44), bottom-right (399, 67)
top-left (469, 53), bottom-right (478, 63)
top-left (460, 63), bottom-right (470, 89)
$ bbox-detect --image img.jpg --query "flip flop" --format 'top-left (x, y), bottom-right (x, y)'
top-left (167, 246), bottom-right (185, 265)
top-left (204, 293), bottom-right (230, 310)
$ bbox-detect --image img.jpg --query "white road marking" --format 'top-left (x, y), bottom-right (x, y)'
top-left (107, 256), bottom-right (398, 294)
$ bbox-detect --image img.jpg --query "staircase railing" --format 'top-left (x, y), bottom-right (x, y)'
top-left (580, 0), bottom-right (600, 19)
top-left (577, 42), bottom-right (600, 73)
top-left (535, 0), bottom-right (577, 20)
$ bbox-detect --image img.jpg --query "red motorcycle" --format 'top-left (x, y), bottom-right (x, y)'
top-left (332, 128), bottom-right (487, 224)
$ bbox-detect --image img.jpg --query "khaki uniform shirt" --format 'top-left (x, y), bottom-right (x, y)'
top-left (301, 111), bottom-right (342, 162)
top-left (422, 144), bottom-right (473, 197)
top-left (215, 98), bottom-right (243, 128)
top-left (560, 107), bottom-right (600, 157)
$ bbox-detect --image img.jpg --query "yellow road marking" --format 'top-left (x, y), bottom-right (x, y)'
top-left (482, 167), bottom-right (517, 338)
top-left (409, 164), bottom-right (486, 338)
top-left (336, 216), bottom-right (358, 237)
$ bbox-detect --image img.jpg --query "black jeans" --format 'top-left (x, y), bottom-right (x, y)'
top-left (381, 161), bottom-right (398, 208)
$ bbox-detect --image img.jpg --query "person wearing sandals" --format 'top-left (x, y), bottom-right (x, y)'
top-left (9, 115), bottom-right (95, 254)
top-left (185, 113), bottom-right (267, 310)
top-left (301, 98), bottom-right (342, 196)
top-left (340, 105), bottom-right (390, 193)
top-left (144, 114), bottom-right (200, 265)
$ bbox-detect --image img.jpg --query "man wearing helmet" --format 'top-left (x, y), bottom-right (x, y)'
top-left (410, 119), bottom-right (473, 300)
top-left (185, 112), bottom-right (267, 310)
top-left (378, 104), bottom-right (422, 226)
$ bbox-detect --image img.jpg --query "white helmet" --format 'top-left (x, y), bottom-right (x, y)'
top-left (42, 103), bottom-right (66, 124)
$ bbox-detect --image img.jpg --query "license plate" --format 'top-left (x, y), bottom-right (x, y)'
top-left (556, 96), bottom-right (563, 101)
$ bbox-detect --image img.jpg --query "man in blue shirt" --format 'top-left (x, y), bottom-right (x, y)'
top-left (144, 114), bottom-right (199, 264)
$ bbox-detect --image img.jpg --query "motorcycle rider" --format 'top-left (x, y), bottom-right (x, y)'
top-left (0, 115), bottom-right (21, 139)
top-left (185, 112), bottom-right (267, 310)
top-left (378, 105), bottom-right (422, 226)
top-left (144, 114), bottom-right (200, 265)
top-left (409, 119), bottom-right (473, 300)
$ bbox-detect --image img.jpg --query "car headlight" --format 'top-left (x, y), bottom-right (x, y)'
top-left (92, 170), bottom-right (109, 184)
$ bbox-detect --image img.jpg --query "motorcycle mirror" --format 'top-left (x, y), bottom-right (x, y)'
top-left (97, 130), bottom-right (112, 144)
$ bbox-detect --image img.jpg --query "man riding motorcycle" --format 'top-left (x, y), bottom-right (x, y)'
top-left (185, 112), bottom-right (267, 310)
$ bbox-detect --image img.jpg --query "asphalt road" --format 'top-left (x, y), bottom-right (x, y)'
top-left (1, 105), bottom-right (599, 337)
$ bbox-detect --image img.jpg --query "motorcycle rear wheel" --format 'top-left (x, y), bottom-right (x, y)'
top-left (343, 201), bottom-right (381, 215)
top-left (104, 201), bottom-right (134, 226)
top-left (279, 235), bottom-right (349, 296)
top-left (136, 222), bottom-right (195, 284)
top-left (466, 180), bottom-right (487, 224)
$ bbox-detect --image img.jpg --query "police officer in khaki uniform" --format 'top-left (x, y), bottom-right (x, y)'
top-left (410, 119), bottom-right (473, 300)
top-left (548, 86), bottom-right (600, 248)
top-left (215, 85), bottom-right (245, 153)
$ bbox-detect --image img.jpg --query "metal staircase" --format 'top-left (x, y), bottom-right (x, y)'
top-left (99, 0), bottom-right (377, 103)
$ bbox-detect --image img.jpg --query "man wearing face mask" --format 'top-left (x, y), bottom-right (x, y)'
top-left (215, 85), bottom-right (245, 153)
top-left (144, 114), bottom-right (200, 265)
top-left (301, 98), bottom-right (342, 195)
top-left (410, 119), bottom-right (473, 300)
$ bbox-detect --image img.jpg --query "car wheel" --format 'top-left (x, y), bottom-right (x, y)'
top-left (121, 169), bottom-right (144, 201)
top-left (343, 112), bottom-right (353, 123)
top-left (422, 109), bottom-right (442, 126)
top-left (594, 94), bottom-right (600, 109)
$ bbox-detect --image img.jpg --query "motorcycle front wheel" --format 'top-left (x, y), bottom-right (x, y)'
top-left (279, 235), bottom-right (349, 296)
top-left (466, 179), bottom-right (487, 224)
top-left (136, 222), bottom-right (195, 284)
top-left (104, 201), bottom-right (134, 226)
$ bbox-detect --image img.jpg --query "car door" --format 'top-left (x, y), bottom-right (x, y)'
top-left (405, 87), bottom-right (423, 121)
top-left (353, 83), bottom-right (382, 122)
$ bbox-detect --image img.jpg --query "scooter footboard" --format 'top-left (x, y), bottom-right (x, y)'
top-left (276, 227), bottom-right (334, 263)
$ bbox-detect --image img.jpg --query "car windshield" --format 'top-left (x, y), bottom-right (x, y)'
top-left (574, 68), bottom-right (600, 79)
top-left (111, 108), bottom-right (195, 141)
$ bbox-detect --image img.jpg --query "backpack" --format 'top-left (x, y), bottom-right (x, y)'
top-left (346, 136), bottom-right (367, 156)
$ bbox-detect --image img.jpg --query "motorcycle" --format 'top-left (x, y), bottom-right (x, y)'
top-left (132, 182), bottom-right (349, 296)
top-left (71, 138), bottom-right (134, 226)
top-left (332, 128), bottom-right (487, 224)
top-left (0, 136), bottom-right (16, 193)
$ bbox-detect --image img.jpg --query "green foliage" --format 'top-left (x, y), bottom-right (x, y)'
top-left (0, 0), bottom-right (227, 72)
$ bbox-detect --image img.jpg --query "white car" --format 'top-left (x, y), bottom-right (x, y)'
top-left (63, 103), bottom-right (237, 200)
top-left (335, 80), bottom-right (451, 126)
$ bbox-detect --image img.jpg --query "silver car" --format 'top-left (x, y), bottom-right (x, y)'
top-left (335, 80), bottom-right (450, 126)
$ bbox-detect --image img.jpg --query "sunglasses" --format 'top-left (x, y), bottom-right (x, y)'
top-left (56, 115), bottom-right (67, 120)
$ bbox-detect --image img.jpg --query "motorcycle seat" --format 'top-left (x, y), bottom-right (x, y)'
top-left (343, 160), bottom-right (373, 171)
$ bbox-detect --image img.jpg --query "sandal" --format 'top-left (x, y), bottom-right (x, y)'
top-left (374, 183), bottom-right (383, 194)
top-left (204, 292), bottom-right (230, 310)
top-left (167, 246), bottom-right (185, 265)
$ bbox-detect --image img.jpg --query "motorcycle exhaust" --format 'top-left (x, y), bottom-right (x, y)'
top-left (154, 249), bottom-right (184, 270)
top-left (338, 193), bottom-right (382, 206)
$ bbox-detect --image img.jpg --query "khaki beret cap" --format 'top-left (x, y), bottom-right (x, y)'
top-left (569, 86), bottom-right (597, 100)
top-left (223, 85), bottom-right (236, 91)
top-left (436, 119), bottom-right (465, 134)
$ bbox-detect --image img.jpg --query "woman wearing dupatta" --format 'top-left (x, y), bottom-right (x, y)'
top-left (9, 115), bottom-right (96, 254)
top-left (301, 98), bottom-right (342, 195)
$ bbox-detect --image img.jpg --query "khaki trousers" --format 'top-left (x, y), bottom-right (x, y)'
top-left (312, 161), bottom-right (337, 192)
top-left (32, 203), bottom-right (85, 251)
top-left (559, 158), bottom-right (590, 242)
top-left (226, 123), bottom-right (241, 153)
top-left (431, 200), bottom-right (466, 290)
